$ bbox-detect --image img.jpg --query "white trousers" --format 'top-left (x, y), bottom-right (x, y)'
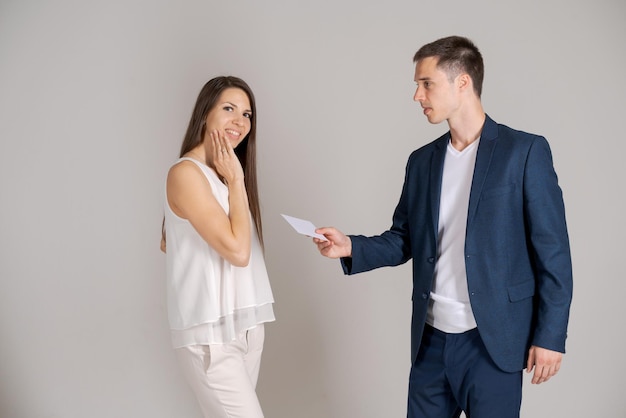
top-left (175, 324), bottom-right (265, 418)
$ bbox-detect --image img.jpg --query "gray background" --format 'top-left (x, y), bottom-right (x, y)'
top-left (1, 0), bottom-right (624, 417)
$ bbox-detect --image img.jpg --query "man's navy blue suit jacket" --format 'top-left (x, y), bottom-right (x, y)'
top-left (341, 115), bottom-right (573, 373)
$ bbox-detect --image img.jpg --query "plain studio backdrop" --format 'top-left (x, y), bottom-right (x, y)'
top-left (1, 0), bottom-right (624, 417)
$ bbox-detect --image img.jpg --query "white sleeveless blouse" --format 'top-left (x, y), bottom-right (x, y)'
top-left (164, 157), bottom-right (275, 348)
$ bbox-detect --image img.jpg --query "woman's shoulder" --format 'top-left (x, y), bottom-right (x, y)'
top-left (167, 159), bottom-right (210, 188)
top-left (168, 158), bottom-right (206, 178)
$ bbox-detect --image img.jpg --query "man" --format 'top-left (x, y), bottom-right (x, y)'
top-left (313, 36), bottom-right (573, 418)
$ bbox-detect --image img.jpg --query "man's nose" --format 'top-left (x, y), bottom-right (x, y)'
top-left (413, 86), bottom-right (423, 102)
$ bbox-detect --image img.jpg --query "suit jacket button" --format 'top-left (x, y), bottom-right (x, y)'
top-left (421, 293), bottom-right (428, 299)
top-left (427, 257), bottom-right (435, 263)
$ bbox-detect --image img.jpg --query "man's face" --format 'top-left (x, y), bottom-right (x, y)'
top-left (413, 56), bottom-right (460, 125)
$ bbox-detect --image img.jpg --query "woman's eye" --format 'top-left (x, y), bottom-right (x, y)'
top-left (223, 106), bottom-right (233, 111)
top-left (243, 112), bottom-right (252, 119)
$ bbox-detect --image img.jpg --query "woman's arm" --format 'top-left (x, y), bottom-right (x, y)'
top-left (166, 131), bottom-right (251, 266)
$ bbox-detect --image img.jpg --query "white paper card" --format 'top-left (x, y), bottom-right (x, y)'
top-left (281, 214), bottom-right (328, 241)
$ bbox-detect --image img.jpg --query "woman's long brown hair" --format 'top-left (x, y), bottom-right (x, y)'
top-left (162, 76), bottom-right (263, 248)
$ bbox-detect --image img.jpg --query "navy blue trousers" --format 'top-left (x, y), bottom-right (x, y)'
top-left (407, 325), bottom-right (522, 418)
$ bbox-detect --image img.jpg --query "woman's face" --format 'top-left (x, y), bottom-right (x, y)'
top-left (204, 87), bottom-right (252, 149)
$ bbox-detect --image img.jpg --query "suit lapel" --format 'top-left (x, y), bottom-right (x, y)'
top-left (467, 115), bottom-right (498, 227)
top-left (429, 135), bottom-right (448, 239)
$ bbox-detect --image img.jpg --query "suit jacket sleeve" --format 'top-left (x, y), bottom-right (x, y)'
top-left (340, 157), bottom-right (416, 275)
top-left (524, 136), bottom-right (573, 353)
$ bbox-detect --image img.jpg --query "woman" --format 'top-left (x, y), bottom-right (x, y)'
top-left (161, 76), bottom-right (275, 417)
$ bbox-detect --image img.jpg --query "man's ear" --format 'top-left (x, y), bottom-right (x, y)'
top-left (457, 73), bottom-right (472, 92)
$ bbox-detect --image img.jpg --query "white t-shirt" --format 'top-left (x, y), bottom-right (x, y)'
top-left (427, 139), bottom-right (479, 333)
top-left (164, 158), bottom-right (275, 348)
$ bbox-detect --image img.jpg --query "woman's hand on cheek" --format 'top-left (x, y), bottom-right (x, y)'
top-left (210, 130), bottom-right (244, 185)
